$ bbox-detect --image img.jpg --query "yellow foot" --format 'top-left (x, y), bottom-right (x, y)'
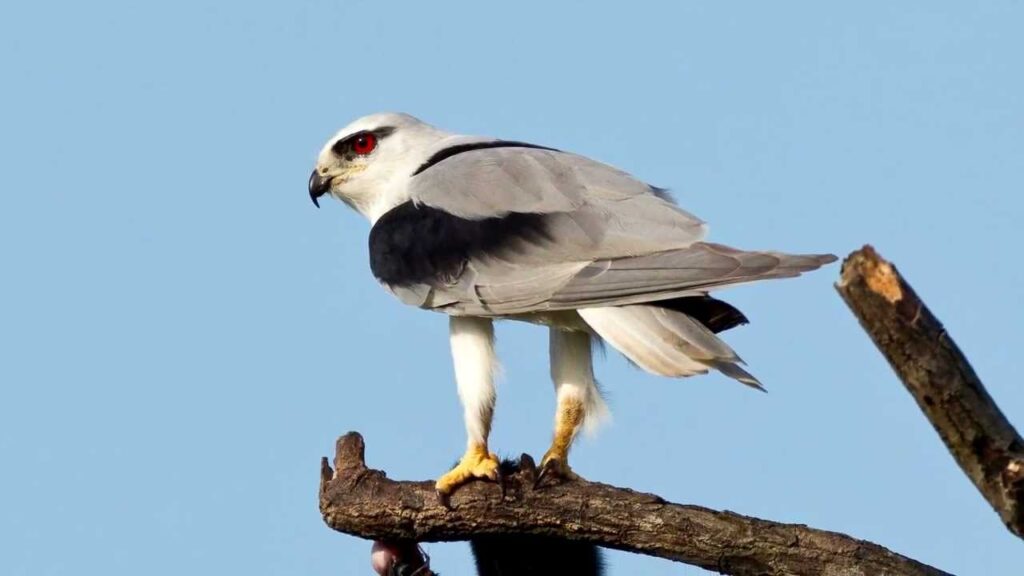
top-left (534, 449), bottom-right (580, 488)
top-left (435, 444), bottom-right (501, 506)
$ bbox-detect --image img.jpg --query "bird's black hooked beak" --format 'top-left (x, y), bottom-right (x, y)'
top-left (308, 170), bottom-right (331, 208)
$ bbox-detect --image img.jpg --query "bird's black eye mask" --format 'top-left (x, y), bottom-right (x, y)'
top-left (331, 126), bottom-right (396, 160)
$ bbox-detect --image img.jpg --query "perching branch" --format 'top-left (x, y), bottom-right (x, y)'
top-left (835, 245), bottom-right (1024, 540)
top-left (319, 432), bottom-right (948, 576)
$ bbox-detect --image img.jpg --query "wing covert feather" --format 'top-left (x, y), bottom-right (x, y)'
top-left (393, 144), bottom-right (835, 316)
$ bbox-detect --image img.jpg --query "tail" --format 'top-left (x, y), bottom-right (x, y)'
top-left (578, 304), bottom-right (763, 390)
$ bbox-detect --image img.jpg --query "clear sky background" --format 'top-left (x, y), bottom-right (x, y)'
top-left (2, 2), bottom-right (1021, 575)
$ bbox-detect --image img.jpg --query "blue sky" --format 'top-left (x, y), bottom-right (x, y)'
top-left (2, 1), bottom-right (1021, 575)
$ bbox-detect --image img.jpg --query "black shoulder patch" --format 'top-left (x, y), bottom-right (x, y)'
top-left (412, 140), bottom-right (558, 176)
top-left (368, 201), bottom-right (549, 287)
top-left (652, 295), bottom-right (749, 333)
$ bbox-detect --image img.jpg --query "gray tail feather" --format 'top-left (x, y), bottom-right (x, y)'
top-left (705, 359), bottom-right (764, 391)
top-left (577, 304), bottom-right (764, 390)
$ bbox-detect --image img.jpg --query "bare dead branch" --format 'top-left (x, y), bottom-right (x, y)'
top-left (835, 244), bottom-right (1024, 540)
top-left (319, 431), bottom-right (948, 576)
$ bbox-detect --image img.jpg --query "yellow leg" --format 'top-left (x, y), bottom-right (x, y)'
top-left (537, 395), bottom-right (585, 485)
top-left (538, 327), bottom-right (603, 486)
top-left (437, 316), bottom-right (502, 504)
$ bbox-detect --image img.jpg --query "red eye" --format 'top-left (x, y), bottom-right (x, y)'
top-left (352, 132), bottom-right (377, 155)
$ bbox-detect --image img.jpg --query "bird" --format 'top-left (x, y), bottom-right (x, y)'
top-left (308, 112), bottom-right (837, 501)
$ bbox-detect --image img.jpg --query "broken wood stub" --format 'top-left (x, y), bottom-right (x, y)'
top-left (836, 244), bottom-right (1024, 540)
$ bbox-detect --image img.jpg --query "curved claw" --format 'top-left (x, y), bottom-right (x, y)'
top-left (533, 462), bottom-right (553, 489)
top-left (436, 489), bottom-right (453, 510)
top-left (533, 453), bottom-right (580, 489)
top-left (496, 464), bottom-right (508, 500)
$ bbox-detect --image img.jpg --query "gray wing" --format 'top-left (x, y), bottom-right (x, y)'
top-left (397, 145), bottom-right (834, 316)
top-left (410, 143), bottom-right (705, 229)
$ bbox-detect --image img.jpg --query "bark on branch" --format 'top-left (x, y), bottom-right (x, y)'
top-left (319, 432), bottom-right (948, 576)
top-left (835, 245), bottom-right (1024, 540)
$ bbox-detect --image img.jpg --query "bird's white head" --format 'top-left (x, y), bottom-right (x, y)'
top-left (308, 112), bottom-right (453, 221)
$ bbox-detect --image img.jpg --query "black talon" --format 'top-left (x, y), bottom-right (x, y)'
top-left (495, 467), bottom-right (508, 500)
top-left (437, 490), bottom-right (453, 510)
top-left (533, 460), bottom-right (553, 489)
top-left (534, 457), bottom-right (579, 490)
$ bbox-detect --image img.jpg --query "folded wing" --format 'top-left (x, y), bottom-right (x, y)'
top-left (371, 144), bottom-right (835, 318)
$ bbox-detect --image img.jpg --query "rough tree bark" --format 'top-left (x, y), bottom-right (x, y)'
top-left (835, 245), bottom-right (1024, 540)
top-left (320, 432), bottom-right (949, 576)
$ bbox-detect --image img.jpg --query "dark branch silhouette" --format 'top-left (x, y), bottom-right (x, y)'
top-left (319, 432), bottom-right (948, 576)
top-left (835, 245), bottom-right (1024, 540)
